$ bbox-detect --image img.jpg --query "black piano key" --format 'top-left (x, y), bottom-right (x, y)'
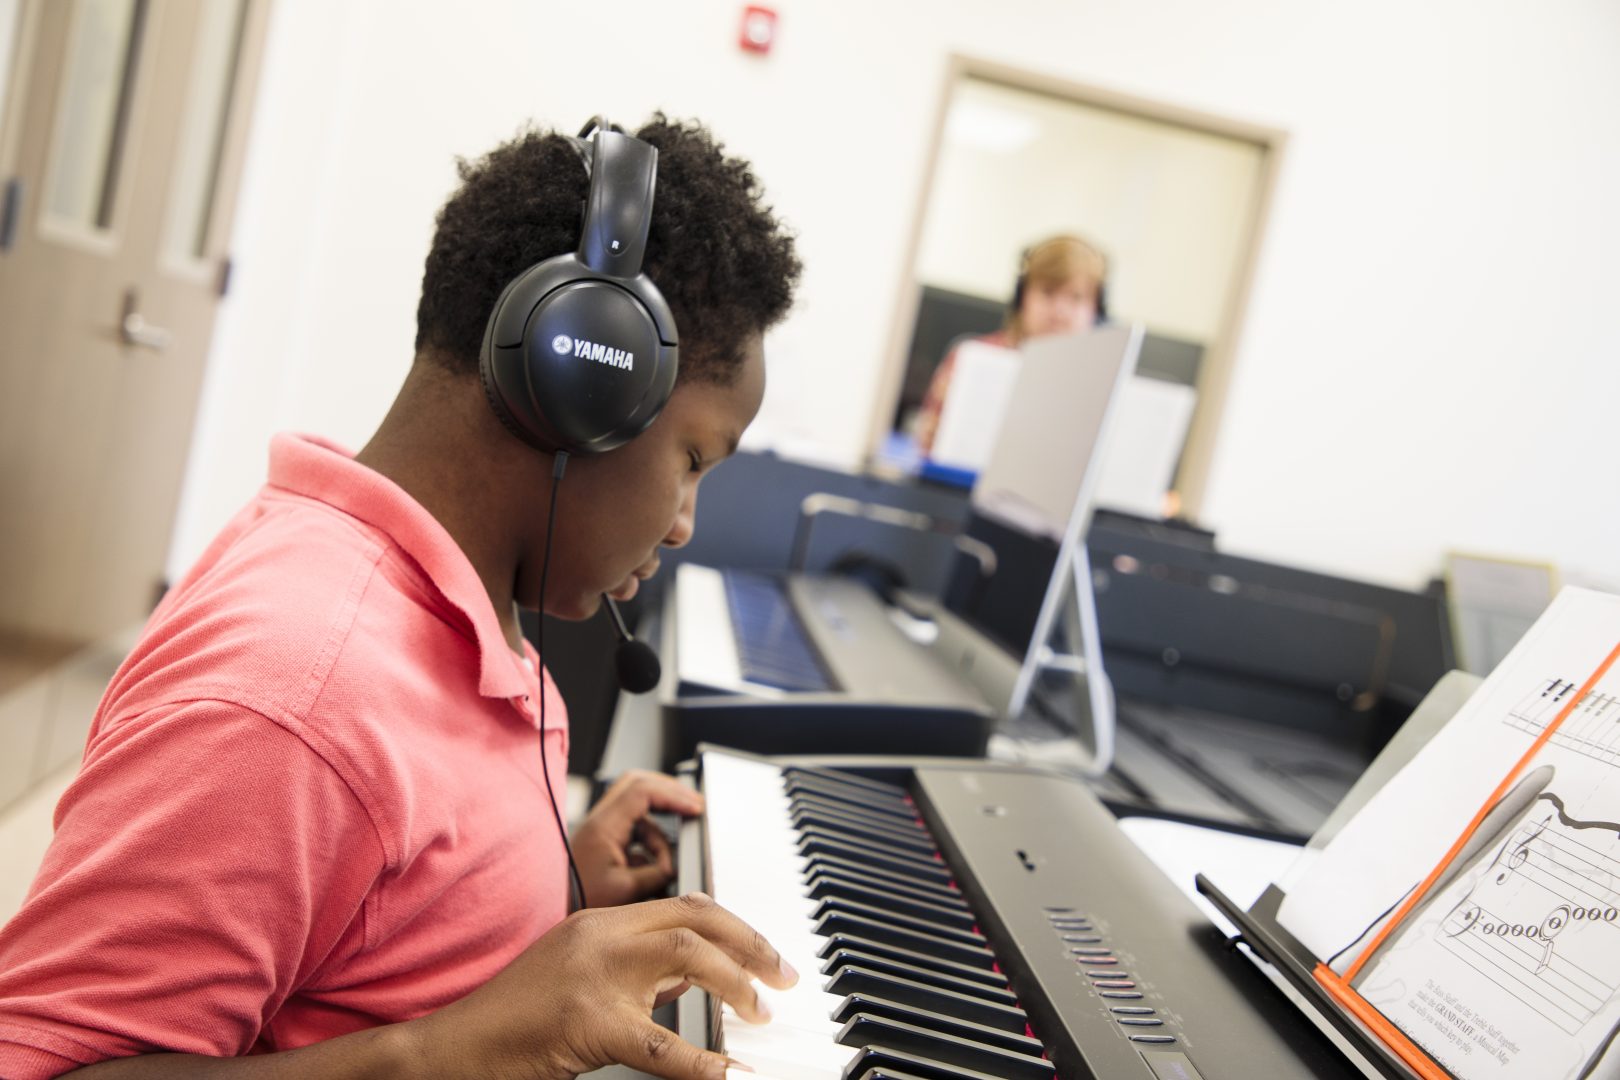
top-left (792, 807), bottom-right (937, 852)
top-left (837, 1015), bottom-right (1055, 1080)
top-left (821, 950), bottom-right (1018, 1004)
top-left (820, 935), bottom-right (1008, 988)
top-left (787, 793), bottom-right (920, 835)
top-left (785, 766), bottom-right (911, 799)
top-left (806, 865), bottom-right (968, 906)
top-left (815, 912), bottom-right (996, 969)
top-left (797, 821), bottom-right (938, 859)
top-left (790, 793), bottom-right (933, 835)
top-left (803, 855), bottom-right (964, 900)
top-left (825, 968), bottom-right (1028, 1033)
top-left (786, 776), bottom-right (915, 818)
top-left (799, 833), bottom-right (951, 883)
top-left (794, 814), bottom-right (939, 857)
top-left (813, 897), bottom-right (987, 948)
top-left (844, 1049), bottom-right (1014, 1080)
top-left (844, 1068), bottom-right (939, 1080)
top-left (806, 875), bottom-right (976, 929)
top-left (831, 995), bottom-right (1043, 1056)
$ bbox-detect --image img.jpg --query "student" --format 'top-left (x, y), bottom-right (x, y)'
top-left (0, 115), bottom-right (802, 1079)
top-left (913, 234), bottom-right (1107, 455)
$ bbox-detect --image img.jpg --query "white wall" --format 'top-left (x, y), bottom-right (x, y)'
top-left (171, 0), bottom-right (1620, 595)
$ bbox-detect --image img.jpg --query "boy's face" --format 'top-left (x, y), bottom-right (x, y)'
top-left (521, 332), bottom-right (767, 619)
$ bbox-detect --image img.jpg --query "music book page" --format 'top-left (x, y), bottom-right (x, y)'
top-left (928, 339), bottom-right (1019, 473)
top-left (1278, 586), bottom-right (1620, 1079)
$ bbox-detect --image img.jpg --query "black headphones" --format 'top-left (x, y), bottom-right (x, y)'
top-left (1012, 237), bottom-right (1108, 323)
top-left (480, 118), bottom-right (680, 455)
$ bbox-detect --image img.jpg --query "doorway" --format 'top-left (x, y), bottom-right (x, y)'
top-left (0, 0), bottom-right (270, 661)
top-left (874, 56), bottom-right (1285, 520)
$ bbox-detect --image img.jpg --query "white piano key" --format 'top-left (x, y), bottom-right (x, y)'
top-left (720, 1020), bottom-right (857, 1080)
top-left (704, 753), bottom-right (855, 1076)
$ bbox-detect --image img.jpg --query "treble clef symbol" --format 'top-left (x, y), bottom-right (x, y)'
top-left (1497, 818), bottom-right (1550, 884)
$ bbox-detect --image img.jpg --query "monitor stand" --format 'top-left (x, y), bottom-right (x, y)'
top-left (1004, 538), bottom-right (1116, 776)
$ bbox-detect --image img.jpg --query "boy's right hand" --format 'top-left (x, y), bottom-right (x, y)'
top-left (404, 892), bottom-right (795, 1080)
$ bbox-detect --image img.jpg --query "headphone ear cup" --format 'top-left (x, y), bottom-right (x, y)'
top-left (1094, 282), bottom-right (1108, 323)
top-left (483, 259), bottom-right (678, 454)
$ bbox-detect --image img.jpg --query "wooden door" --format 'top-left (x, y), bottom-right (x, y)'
top-left (0, 0), bottom-right (270, 646)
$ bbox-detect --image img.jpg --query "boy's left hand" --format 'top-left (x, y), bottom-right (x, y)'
top-left (570, 769), bottom-right (704, 907)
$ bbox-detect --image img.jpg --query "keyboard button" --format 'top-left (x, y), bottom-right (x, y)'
top-left (1130, 1035), bottom-right (1179, 1044)
top-left (1100, 991), bottom-right (1145, 999)
top-left (1118, 1017), bottom-right (1165, 1027)
top-left (1111, 1007), bottom-right (1155, 1015)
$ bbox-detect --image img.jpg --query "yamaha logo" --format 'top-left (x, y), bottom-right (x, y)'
top-left (551, 334), bottom-right (573, 355)
top-left (565, 336), bottom-right (635, 371)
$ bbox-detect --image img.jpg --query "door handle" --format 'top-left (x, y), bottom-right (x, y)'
top-left (119, 288), bottom-right (171, 351)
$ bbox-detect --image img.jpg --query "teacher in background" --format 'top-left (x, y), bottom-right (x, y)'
top-left (914, 234), bottom-right (1109, 455)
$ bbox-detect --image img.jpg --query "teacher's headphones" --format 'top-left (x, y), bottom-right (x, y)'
top-left (1012, 235), bottom-right (1108, 323)
top-left (479, 118), bottom-right (680, 456)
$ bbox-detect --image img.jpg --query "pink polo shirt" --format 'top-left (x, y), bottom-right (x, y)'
top-left (0, 434), bottom-right (570, 1078)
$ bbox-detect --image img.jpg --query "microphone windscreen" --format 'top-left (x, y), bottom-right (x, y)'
top-left (615, 637), bottom-right (662, 694)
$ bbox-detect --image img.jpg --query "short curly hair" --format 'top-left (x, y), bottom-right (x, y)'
top-left (415, 114), bottom-right (801, 385)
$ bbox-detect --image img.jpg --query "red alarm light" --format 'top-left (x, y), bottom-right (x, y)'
top-left (739, 6), bottom-right (777, 55)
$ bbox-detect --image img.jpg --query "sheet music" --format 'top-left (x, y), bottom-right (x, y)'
top-left (928, 339), bottom-right (1019, 472)
top-left (1277, 587), bottom-right (1620, 1079)
top-left (1093, 377), bottom-right (1196, 519)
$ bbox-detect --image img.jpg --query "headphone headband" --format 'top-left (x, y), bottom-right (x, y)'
top-left (576, 124), bottom-right (657, 278)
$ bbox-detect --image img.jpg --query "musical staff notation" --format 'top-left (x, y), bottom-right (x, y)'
top-left (1440, 811), bottom-right (1620, 1034)
top-left (1505, 678), bottom-right (1620, 768)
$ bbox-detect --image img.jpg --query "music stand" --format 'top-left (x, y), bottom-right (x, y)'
top-left (973, 323), bottom-right (1145, 776)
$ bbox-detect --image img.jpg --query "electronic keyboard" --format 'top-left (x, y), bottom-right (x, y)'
top-left (661, 566), bottom-right (999, 767)
top-left (679, 747), bottom-right (1361, 1080)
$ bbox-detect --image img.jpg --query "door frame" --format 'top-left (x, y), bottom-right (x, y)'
top-left (869, 53), bottom-right (1288, 520)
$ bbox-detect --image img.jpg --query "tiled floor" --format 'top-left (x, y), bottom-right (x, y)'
top-left (0, 634), bottom-right (80, 699)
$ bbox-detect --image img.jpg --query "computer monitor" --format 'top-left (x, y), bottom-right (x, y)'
top-left (963, 323), bottom-right (1145, 774)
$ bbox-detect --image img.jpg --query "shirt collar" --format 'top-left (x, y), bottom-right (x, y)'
top-left (266, 432), bottom-right (533, 703)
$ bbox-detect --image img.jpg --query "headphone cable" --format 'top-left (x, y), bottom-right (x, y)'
top-left (537, 450), bottom-right (587, 911)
